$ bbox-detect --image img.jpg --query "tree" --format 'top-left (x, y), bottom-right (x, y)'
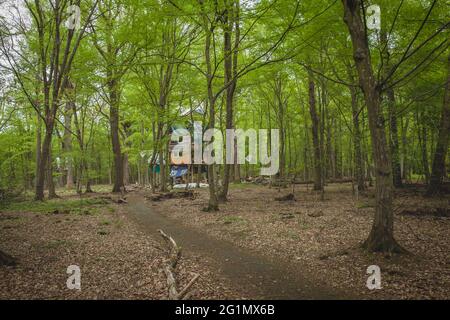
top-left (342, 0), bottom-right (404, 253)
top-left (380, 30), bottom-right (402, 188)
top-left (346, 63), bottom-right (365, 191)
top-left (219, 0), bottom-right (240, 202)
top-left (62, 81), bottom-right (75, 189)
top-left (199, 0), bottom-right (220, 211)
top-left (307, 69), bottom-right (323, 191)
top-left (427, 54), bottom-right (450, 195)
top-left (0, 0), bottom-right (98, 200)
top-left (92, 0), bottom-right (139, 193)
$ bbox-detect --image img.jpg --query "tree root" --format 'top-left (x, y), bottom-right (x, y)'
top-left (362, 233), bottom-right (409, 255)
top-left (202, 204), bottom-right (219, 212)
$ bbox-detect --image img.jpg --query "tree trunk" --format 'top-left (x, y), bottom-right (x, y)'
top-left (201, 6), bottom-right (219, 211)
top-left (35, 112), bottom-right (42, 190)
top-left (342, 0), bottom-right (404, 253)
top-left (123, 153), bottom-right (130, 186)
top-left (387, 87), bottom-right (402, 188)
top-left (417, 111), bottom-right (430, 184)
top-left (349, 81), bottom-right (365, 191)
top-left (308, 70), bottom-right (322, 190)
top-left (219, 3), bottom-right (234, 201)
top-left (234, 161), bottom-right (240, 182)
top-left (35, 125), bottom-right (53, 201)
top-left (381, 31), bottom-right (402, 188)
top-left (85, 178), bottom-right (94, 193)
top-left (275, 77), bottom-right (286, 180)
top-left (108, 77), bottom-right (124, 193)
top-left (219, 0), bottom-right (239, 202)
top-left (427, 54), bottom-right (450, 195)
top-left (47, 147), bottom-right (57, 198)
top-left (159, 147), bottom-right (167, 192)
top-left (63, 98), bottom-right (74, 189)
top-left (400, 116), bottom-right (409, 180)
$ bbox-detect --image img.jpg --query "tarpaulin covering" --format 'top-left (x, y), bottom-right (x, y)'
top-left (170, 165), bottom-right (189, 177)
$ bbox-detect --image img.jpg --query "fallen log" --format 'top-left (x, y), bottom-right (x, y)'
top-left (275, 193), bottom-right (295, 201)
top-left (158, 229), bottom-right (199, 300)
top-left (147, 193), bottom-right (174, 201)
top-left (147, 191), bottom-right (195, 202)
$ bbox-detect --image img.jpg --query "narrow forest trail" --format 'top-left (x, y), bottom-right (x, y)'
top-left (125, 193), bottom-right (351, 300)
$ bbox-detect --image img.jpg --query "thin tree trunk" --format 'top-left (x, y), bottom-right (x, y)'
top-left (47, 147), bottom-right (57, 198)
top-left (123, 153), bottom-right (130, 186)
top-left (349, 80), bottom-right (365, 191)
top-left (63, 96), bottom-right (74, 189)
top-left (219, 1), bottom-right (234, 201)
top-left (220, 0), bottom-right (240, 201)
top-left (387, 87), bottom-right (402, 188)
top-left (308, 70), bottom-right (322, 190)
top-left (159, 147), bottom-right (167, 192)
top-left (427, 54), bottom-right (450, 195)
top-left (35, 124), bottom-right (53, 200)
top-left (400, 117), bottom-right (409, 180)
top-left (381, 31), bottom-right (402, 188)
top-left (108, 77), bottom-right (124, 193)
top-left (417, 111), bottom-right (430, 184)
top-left (201, 3), bottom-right (219, 211)
top-left (35, 112), bottom-right (42, 190)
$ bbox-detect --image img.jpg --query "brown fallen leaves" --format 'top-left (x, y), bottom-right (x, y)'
top-left (153, 183), bottom-right (450, 299)
top-left (0, 196), bottom-right (237, 299)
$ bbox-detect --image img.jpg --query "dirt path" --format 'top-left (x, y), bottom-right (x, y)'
top-left (126, 193), bottom-right (350, 299)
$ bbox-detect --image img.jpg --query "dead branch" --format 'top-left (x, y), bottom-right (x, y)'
top-left (147, 191), bottom-right (195, 202)
top-left (178, 273), bottom-right (200, 300)
top-left (275, 193), bottom-right (296, 201)
top-left (158, 229), bottom-right (199, 300)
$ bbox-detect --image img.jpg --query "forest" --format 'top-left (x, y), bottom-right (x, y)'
top-left (0, 0), bottom-right (449, 301)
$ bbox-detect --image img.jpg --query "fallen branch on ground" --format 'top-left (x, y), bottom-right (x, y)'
top-left (275, 193), bottom-right (295, 201)
top-left (99, 195), bottom-right (128, 204)
top-left (158, 229), bottom-right (199, 300)
top-left (147, 191), bottom-right (195, 202)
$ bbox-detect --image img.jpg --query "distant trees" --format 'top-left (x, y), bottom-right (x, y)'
top-left (427, 54), bottom-right (450, 195)
top-left (0, 0), bottom-right (98, 200)
top-left (346, 64), bottom-right (365, 192)
top-left (92, 0), bottom-right (139, 193)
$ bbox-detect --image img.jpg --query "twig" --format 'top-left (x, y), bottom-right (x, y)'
top-left (178, 273), bottom-right (200, 300)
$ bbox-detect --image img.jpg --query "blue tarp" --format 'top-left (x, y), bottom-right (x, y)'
top-left (170, 165), bottom-right (189, 178)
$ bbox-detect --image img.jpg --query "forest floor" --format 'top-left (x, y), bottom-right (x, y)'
top-left (0, 183), bottom-right (448, 299)
top-left (144, 182), bottom-right (449, 300)
top-left (127, 193), bottom-right (346, 299)
top-left (0, 191), bottom-right (239, 299)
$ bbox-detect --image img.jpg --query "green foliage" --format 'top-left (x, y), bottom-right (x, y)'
top-left (0, 0), bottom-right (448, 193)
